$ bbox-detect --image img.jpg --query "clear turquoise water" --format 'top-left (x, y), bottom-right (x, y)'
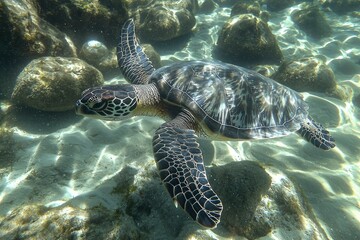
top-left (0, 3), bottom-right (359, 240)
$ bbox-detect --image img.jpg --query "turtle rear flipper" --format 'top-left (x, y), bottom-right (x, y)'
top-left (117, 19), bottom-right (155, 84)
top-left (152, 111), bottom-right (223, 228)
top-left (296, 117), bottom-right (335, 150)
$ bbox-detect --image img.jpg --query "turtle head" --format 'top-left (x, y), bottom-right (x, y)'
top-left (75, 85), bottom-right (138, 120)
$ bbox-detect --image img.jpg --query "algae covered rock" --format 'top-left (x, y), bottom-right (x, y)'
top-left (209, 161), bottom-right (272, 238)
top-left (0, 0), bottom-right (77, 60)
top-left (231, 1), bottom-right (261, 17)
top-left (215, 14), bottom-right (283, 66)
top-left (271, 57), bottom-right (337, 93)
top-left (37, 0), bottom-right (128, 46)
top-left (0, 204), bottom-right (140, 240)
top-left (12, 57), bottom-right (104, 112)
top-left (126, 0), bottom-right (198, 42)
top-left (292, 5), bottom-right (332, 40)
top-left (80, 40), bottom-right (110, 66)
top-left (136, 5), bottom-right (196, 42)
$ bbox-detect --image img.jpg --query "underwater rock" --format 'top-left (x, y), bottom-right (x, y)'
top-left (231, 1), bottom-right (261, 17)
top-left (0, 0), bottom-right (76, 99)
top-left (271, 57), bottom-right (337, 93)
top-left (258, 168), bottom-right (329, 240)
top-left (11, 57), bottom-right (104, 112)
top-left (292, 5), bottom-right (332, 40)
top-left (322, 0), bottom-right (360, 14)
top-left (266, 0), bottom-right (295, 12)
top-left (0, 204), bottom-right (140, 239)
top-left (208, 161), bottom-right (272, 238)
top-left (0, 0), bottom-right (77, 60)
top-left (215, 14), bottom-right (283, 66)
top-left (208, 162), bottom-right (328, 239)
top-left (80, 40), bottom-right (110, 66)
top-left (79, 40), bottom-right (117, 75)
top-left (37, 0), bottom-right (128, 47)
top-left (135, 5), bottom-right (196, 42)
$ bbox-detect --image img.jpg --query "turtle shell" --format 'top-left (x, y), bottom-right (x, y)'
top-left (150, 60), bottom-right (309, 139)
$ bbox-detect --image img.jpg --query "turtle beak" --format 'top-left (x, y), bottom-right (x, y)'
top-left (75, 100), bottom-right (91, 116)
top-left (75, 100), bottom-right (83, 115)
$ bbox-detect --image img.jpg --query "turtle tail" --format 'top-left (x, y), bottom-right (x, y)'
top-left (296, 117), bottom-right (335, 150)
top-left (117, 19), bottom-right (155, 84)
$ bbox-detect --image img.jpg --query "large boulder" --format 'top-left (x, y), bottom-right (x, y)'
top-left (231, 1), bottom-right (261, 17)
top-left (0, 204), bottom-right (140, 239)
top-left (12, 57), bottom-right (104, 112)
top-left (271, 57), bottom-right (337, 93)
top-left (124, 0), bottom-right (198, 42)
top-left (209, 161), bottom-right (272, 238)
top-left (0, 0), bottom-right (77, 99)
top-left (292, 5), bottom-right (332, 40)
top-left (134, 5), bottom-right (196, 42)
top-left (37, 0), bottom-right (128, 46)
top-left (215, 14), bottom-right (283, 66)
top-left (0, 0), bottom-right (77, 60)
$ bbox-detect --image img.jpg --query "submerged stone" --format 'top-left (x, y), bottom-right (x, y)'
top-left (37, 0), bottom-right (128, 46)
top-left (11, 57), bottom-right (104, 112)
top-left (215, 14), bottom-right (283, 66)
top-left (271, 57), bottom-right (337, 93)
top-left (0, 0), bottom-right (77, 59)
top-left (292, 5), bottom-right (332, 40)
top-left (0, 204), bottom-right (140, 240)
top-left (136, 6), bottom-right (196, 42)
top-left (80, 40), bottom-right (110, 66)
top-left (208, 161), bottom-right (272, 238)
top-left (231, 2), bottom-right (261, 17)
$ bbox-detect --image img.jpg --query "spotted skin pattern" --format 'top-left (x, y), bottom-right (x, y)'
top-left (75, 19), bottom-right (336, 229)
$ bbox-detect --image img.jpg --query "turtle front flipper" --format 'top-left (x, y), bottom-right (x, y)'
top-left (117, 19), bottom-right (155, 84)
top-left (296, 117), bottom-right (335, 150)
top-left (152, 111), bottom-right (223, 228)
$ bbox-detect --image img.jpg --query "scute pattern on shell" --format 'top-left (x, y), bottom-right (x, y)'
top-left (150, 61), bottom-right (309, 139)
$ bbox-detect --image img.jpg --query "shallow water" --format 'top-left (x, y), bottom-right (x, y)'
top-left (1, 2), bottom-right (360, 240)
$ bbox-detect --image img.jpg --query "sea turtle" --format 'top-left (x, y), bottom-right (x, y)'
top-left (75, 19), bottom-right (335, 228)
